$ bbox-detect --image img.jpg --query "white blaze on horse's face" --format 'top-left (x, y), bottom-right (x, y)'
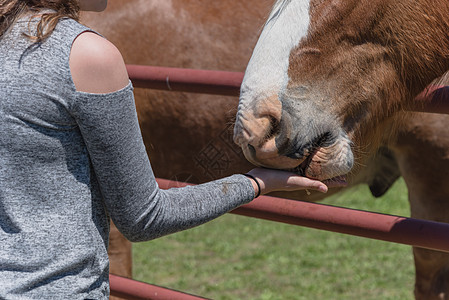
top-left (234, 0), bottom-right (354, 181)
top-left (241, 0), bottom-right (311, 98)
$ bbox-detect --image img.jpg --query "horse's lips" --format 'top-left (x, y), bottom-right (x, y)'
top-left (290, 146), bottom-right (350, 187)
top-left (288, 153), bottom-right (313, 176)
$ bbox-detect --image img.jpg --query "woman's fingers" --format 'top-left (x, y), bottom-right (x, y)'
top-left (285, 175), bottom-right (329, 193)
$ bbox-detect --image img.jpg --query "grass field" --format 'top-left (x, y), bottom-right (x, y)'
top-left (133, 178), bottom-right (415, 299)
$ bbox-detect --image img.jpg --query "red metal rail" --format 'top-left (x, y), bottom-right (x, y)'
top-left (157, 178), bottom-right (449, 253)
top-left (109, 274), bottom-right (208, 300)
top-left (126, 64), bottom-right (243, 96)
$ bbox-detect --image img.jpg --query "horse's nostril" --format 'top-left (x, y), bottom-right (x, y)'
top-left (266, 116), bottom-right (281, 141)
top-left (255, 115), bottom-right (281, 148)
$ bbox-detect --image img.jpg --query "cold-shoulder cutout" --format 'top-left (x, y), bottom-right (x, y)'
top-left (69, 31), bottom-right (129, 94)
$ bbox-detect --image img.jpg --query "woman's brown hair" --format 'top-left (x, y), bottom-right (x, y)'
top-left (0, 0), bottom-right (80, 42)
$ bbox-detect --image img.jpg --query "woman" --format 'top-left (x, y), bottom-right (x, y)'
top-left (0, 0), bottom-right (332, 298)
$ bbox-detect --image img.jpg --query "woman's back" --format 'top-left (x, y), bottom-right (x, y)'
top-left (0, 17), bottom-right (110, 299)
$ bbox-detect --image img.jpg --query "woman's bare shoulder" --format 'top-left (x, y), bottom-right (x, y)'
top-left (69, 31), bottom-right (129, 93)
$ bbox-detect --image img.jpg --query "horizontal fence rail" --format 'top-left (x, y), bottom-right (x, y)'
top-left (126, 64), bottom-right (243, 96)
top-left (126, 64), bottom-right (449, 114)
top-left (157, 178), bottom-right (449, 253)
top-left (109, 274), bottom-right (208, 300)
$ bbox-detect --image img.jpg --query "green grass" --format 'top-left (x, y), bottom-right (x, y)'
top-left (133, 178), bottom-right (415, 299)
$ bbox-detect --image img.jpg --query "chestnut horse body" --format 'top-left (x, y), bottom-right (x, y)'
top-left (82, 1), bottom-right (449, 299)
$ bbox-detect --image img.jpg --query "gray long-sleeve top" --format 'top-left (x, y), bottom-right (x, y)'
top-left (0, 17), bottom-right (254, 299)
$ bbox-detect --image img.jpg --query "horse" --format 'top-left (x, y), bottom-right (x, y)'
top-left (82, 1), bottom-right (449, 299)
top-left (234, 0), bottom-right (449, 299)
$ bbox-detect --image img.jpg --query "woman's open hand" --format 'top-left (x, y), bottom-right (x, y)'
top-left (245, 168), bottom-right (347, 196)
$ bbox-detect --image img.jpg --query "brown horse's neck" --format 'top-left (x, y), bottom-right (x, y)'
top-left (379, 1), bottom-right (449, 99)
